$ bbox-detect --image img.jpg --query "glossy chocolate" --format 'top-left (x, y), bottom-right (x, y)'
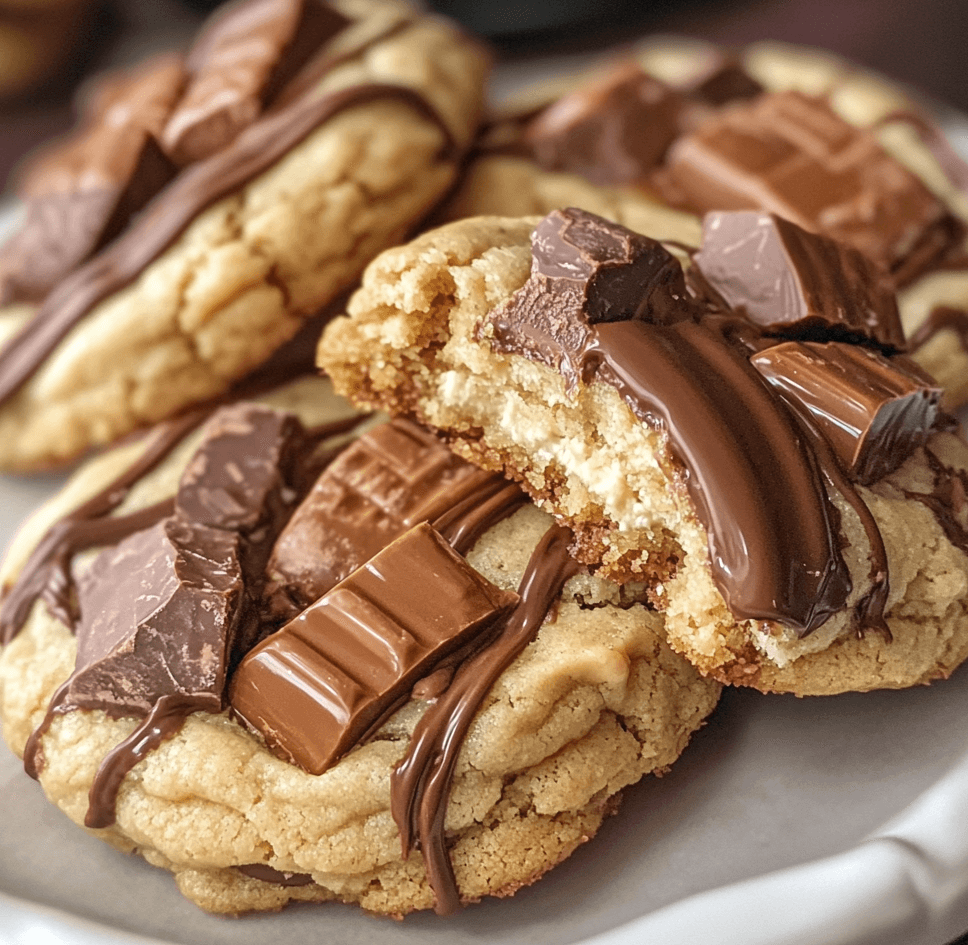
top-left (751, 341), bottom-right (941, 485)
top-left (0, 71), bottom-right (453, 410)
top-left (662, 91), bottom-right (963, 284)
top-left (488, 207), bottom-right (696, 390)
top-left (524, 63), bottom-right (684, 184)
top-left (693, 211), bottom-right (905, 350)
top-left (491, 209), bottom-right (854, 635)
top-left (263, 418), bottom-right (520, 621)
top-left (161, 0), bottom-right (350, 164)
top-left (391, 522), bottom-right (581, 915)
top-left (0, 56), bottom-right (185, 305)
top-left (231, 522), bottom-right (519, 775)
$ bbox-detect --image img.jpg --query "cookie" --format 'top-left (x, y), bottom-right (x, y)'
top-left (319, 209), bottom-right (968, 696)
top-left (0, 372), bottom-right (719, 916)
top-left (0, 0), bottom-right (489, 470)
top-left (450, 38), bottom-right (968, 405)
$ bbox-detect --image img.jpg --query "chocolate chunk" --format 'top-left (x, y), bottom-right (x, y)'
top-left (263, 418), bottom-right (509, 620)
top-left (177, 403), bottom-right (307, 579)
top-left (231, 523), bottom-right (518, 775)
top-left (161, 0), bottom-right (351, 165)
top-left (683, 54), bottom-right (764, 106)
top-left (0, 56), bottom-right (185, 305)
top-left (751, 341), bottom-right (942, 484)
top-left (523, 63), bottom-right (684, 184)
top-left (693, 211), bottom-right (905, 350)
top-left (488, 208), bottom-right (697, 389)
top-left (63, 518), bottom-right (244, 719)
top-left (662, 91), bottom-right (963, 283)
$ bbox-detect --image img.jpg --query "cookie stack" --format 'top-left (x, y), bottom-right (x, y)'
top-left (1, 0), bottom-right (968, 926)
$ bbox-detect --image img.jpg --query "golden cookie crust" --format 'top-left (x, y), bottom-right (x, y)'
top-left (0, 375), bottom-right (719, 916)
top-left (0, 0), bottom-right (488, 471)
top-left (319, 214), bottom-right (968, 696)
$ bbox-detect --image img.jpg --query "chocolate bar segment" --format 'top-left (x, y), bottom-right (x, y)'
top-left (524, 63), bottom-right (684, 184)
top-left (682, 53), bottom-right (763, 106)
top-left (63, 518), bottom-right (244, 719)
top-left (662, 91), bottom-right (962, 283)
top-left (694, 211), bottom-right (904, 349)
top-left (489, 207), bottom-right (697, 389)
top-left (0, 56), bottom-right (185, 305)
top-left (751, 341), bottom-right (942, 484)
top-left (263, 418), bottom-right (511, 620)
top-left (161, 0), bottom-right (351, 165)
top-left (231, 522), bottom-right (518, 775)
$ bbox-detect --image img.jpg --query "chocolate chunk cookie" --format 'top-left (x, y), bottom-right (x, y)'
top-left (0, 373), bottom-right (719, 916)
top-left (319, 210), bottom-right (968, 695)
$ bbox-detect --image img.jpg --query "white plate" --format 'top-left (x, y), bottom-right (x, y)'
top-left (3, 85), bottom-right (968, 945)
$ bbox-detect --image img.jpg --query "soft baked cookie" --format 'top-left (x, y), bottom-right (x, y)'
top-left (319, 209), bottom-right (968, 696)
top-left (0, 0), bottom-right (488, 470)
top-left (454, 38), bottom-right (968, 405)
top-left (0, 372), bottom-right (719, 916)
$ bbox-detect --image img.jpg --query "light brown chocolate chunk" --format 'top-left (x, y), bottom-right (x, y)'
top-left (232, 522), bottom-right (518, 775)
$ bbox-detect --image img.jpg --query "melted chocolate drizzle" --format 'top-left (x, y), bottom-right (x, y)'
top-left (908, 305), bottom-right (968, 357)
top-left (391, 523), bottom-right (580, 915)
top-left (0, 80), bottom-right (454, 408)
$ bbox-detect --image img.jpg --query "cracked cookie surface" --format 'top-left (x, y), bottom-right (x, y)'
top-left (319, 214), bottom-right (968, 695)
top-left (0, 373), bottom-right (719, 916)
top-left (0, 0), bottom-right (488, 470)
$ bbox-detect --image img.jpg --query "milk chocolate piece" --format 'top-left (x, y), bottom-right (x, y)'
top-left (63, 518), bottom-right (244, 718)
top-left (524, 63), bottom-right (684, 184)
top-left (264, 418), bottom-right (510, 620)
top-left (161, 0), bottom-right (351, 165)
top-left (683, 54), bottom-right (763, 106)
top-left (488, 207), bottom-right (696, 389)
top-left (231, 523), bottom-right (518, 775)
top-left (694, 211), bottom-right (904, 349)
top-left (751, 341), bottom-right (942, 484)
top-left (0, 56), bottom-right (185, 305)
top-left (663, 91), bottom-right (962, 282)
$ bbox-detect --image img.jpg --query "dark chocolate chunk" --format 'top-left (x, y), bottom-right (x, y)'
top-left (693, 210), bottom-right (905, 350)
top-left (488, 207), bottom-right (697, 390)
top-left (751, 341), bottom-right (942, 484)
top-left (231, 522), bottom-right (518, 775)
top-left (263, 418), bottom-right (512, 620)
top-left (523, 63), bottom-right (684, 184)
top-left (662, 91), bottom-right (963, 283)
top-left (63, 517), bottom-right (244, 719)
top-left (0, 56), bottom-right (185, 305)
top-left (683, 53), bottom-right (764, 106)
top-left (161, 0), bottom-right (351, 165)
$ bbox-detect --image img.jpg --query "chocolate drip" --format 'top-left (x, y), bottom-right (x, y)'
top-left (391, 523), bottom-right (580, 915)
top-left (588, 319), bottom-right (851, 634)
top-left (85, 694), bottom-right (201, 828)
top-left (0, 82), bottom-right (455, 409)
top-left (905, 447), bottom-right (968, 556)
top-left (0, 407), bottom-right (209, 644)
top-left (433, 479), bottom-right (528, 555)
top-left (23, 679), bottom-right (71, 780)
top-left (908, 305), bottom-right (968, 356)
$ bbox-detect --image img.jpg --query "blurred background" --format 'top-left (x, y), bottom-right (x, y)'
top-left (1, 0), bottom-right (968, 192)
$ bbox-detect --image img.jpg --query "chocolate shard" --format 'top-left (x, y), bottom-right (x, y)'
top-left (63, 517), bottom-right (245, 719)
top-left (488, 208), bottom-right (697, 389)
top-left (161, 0), bottom-right (351, 166)
top-left (231, 522), bottom-right (519, 775)
top-left (661, 91), bottom-right (963, 283)
top-left (693, 210), bottom-right (905, 350)
top-left (176, 402), bottom-right (307, 576)
top-left (523, 63), bottom-right (685, 184)
top-left (682, 53), bottom-right (763, 106)
top-left (0, 56), bottom-right (185, 305)
top-left (263, 418), bottom-right (509, 621)
top-left (751, 341), bottom-right (942, 484)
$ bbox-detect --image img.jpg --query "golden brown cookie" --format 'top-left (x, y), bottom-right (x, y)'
top-left (0, 373), bottom-right (719, 916)
top-left (319, 210), bottom-right (968, 696)
top-left (0, 0), bottom-right (488, 471)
